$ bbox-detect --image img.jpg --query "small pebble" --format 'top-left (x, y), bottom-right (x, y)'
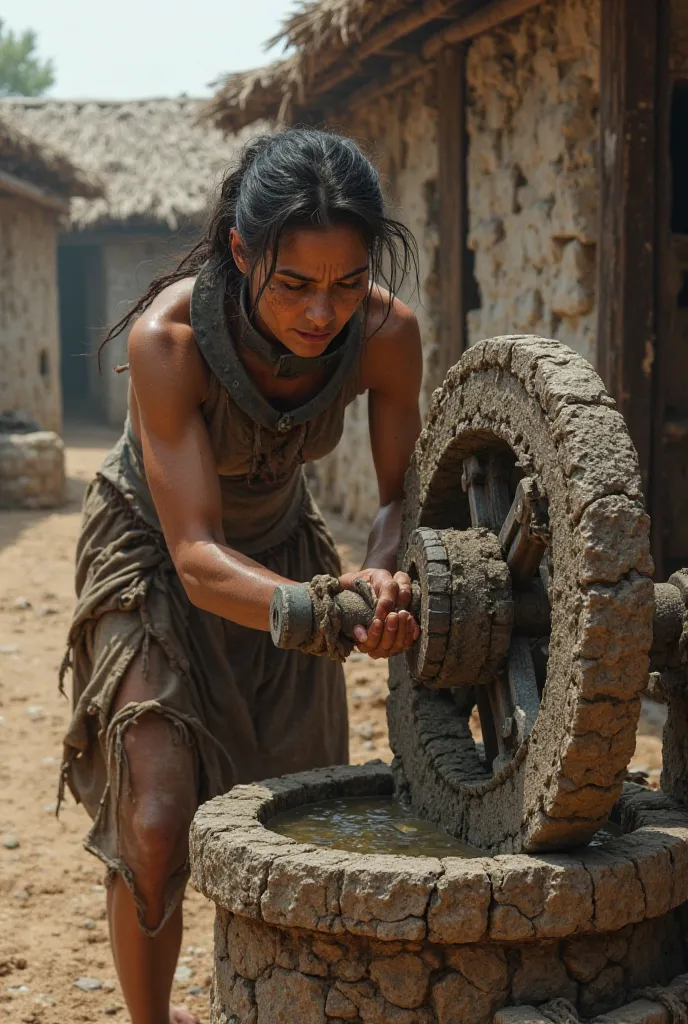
top-left (13, 598), bottom-right (31, 610)
top-left (105, 1008), bottom-right (121, 1016)
top-left (363, 740), bottom-right (376, 751)
top-left (27, 706), bottom-right (45, 722)
top-left (2, 835), bottom-right (20, 850)
top-left (7, 985), bottom-right (30, 995)
top-left (187, 985), bottom-right (206, 996)
top-left (34, 994), bottom-right (55, 1007)
top-left (349, 651), bottom-right (367, 662)
top-left (0, 645), bottom-right (19, 654)
top-left (89, 884), bottom-right (105, 893)
top-left (81, 919), bottom-right (97, 930)
top-left (103, 982), bottom-right (116, 992)
top-left (42, 756), bottom-right (58, 766)
top-left (174, 965), bottom-right (193, 983)
top-left (357, 722), bottom-right (374, 740)
top-left (44, 802), bottom-right (57, 813)
top-left (74, 977), bottom-right (102, 991)
top-left (14, 890), bottom-right (29, 901)
top-left (0, 716), bottom-right (5, 726)
top-left (36, 605), bottom-right (58, 617)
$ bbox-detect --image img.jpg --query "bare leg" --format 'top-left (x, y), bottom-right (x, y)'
top-left (106, 655), bottom-right (199, 1024)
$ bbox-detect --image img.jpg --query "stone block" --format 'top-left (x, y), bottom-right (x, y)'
top-left (254, 967), bottom-right (326, 1024)
top-left (369, 954), bottom-right (430, 1009)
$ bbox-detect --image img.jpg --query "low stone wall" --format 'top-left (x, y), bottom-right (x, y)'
top-left (190, 764), bottom-right (688, 1024)
top-left (0, 431), bottom-right (65, 509)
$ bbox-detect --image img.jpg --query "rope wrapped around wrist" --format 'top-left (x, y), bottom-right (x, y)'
top-left (296, 574), bottom-right (377, 663)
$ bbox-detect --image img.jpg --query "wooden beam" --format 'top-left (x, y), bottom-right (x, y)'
top-left (0, 169), bottom-right (68, 214)
top-left (437, 45), bottom-right (468, 381)
top-left (423, 0), bottom-right (542, 59)
top-left (597, 0), bottom-right (660, 501)
top-left (650, 1), bottom-right (672, 578)
top-left (310, 0), bottom-right (543, 108)
top-left (334, 0), bottom-right (544, 115)
top-left (308, 0), bottom-right (462, 100)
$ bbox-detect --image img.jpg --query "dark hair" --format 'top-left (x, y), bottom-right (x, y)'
top-left (99, 126), bottom-right (419, 360)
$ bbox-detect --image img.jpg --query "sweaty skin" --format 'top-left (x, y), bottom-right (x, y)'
top-left (112, 223), bottom-right (423, 1024)
top-left (128, 224), bottom-right (423, 657)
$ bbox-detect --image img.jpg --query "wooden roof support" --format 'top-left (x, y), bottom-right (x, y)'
top-left (437, 45), bottom-right (469, 382)
top-left (423, 0), bottom-right (542, 59)
top-left (308, 0), bottom-right (463, 100)
top-left (0, 168), bottom-right (68, 214)
top-left (597, 0), bottom-right (661, 503)
top-left (336, 0), bottom-right (543, 113)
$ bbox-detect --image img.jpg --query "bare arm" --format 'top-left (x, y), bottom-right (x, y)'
top-left (339, 295), bottom-right (423, 657)
top-left (128, 299), bottom-right (290, 631)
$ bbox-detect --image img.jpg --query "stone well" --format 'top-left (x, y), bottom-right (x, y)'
top-left (190, 763), bottom-right (688, 1024)
top-left (0, 430), bottom-right (65, 509)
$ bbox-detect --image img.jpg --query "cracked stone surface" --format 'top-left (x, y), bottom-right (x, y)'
top-left (389, 335), bottom-right (654, 853)
top-left (191, 764), bottom-right (688, 1023)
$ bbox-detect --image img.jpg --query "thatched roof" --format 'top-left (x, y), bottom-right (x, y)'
top-left (0, 112), bottom-right (100, 202)
top-left (206, 0), bottom-right (543, 131)
top-left (207, 0), bottom-right (417, 131)
top-left (0, 97), bottom-right (260, 231)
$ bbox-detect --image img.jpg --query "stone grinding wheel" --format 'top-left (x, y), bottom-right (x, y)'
top-left (388, 335), bottom-right (655, 853)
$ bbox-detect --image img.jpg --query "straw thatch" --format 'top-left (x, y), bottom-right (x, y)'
top-left (0, 112), bottom-right (101, 200)
top-left (0, 97), bottom-right (260, 231)
top-left (207, 0), bottom-right (417, 131)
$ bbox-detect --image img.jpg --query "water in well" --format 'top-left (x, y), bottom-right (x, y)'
top-left (269, 797), bottom-right (622, 857)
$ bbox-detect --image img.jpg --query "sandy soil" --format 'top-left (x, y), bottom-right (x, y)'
top-left (0, 428), bottom-right (664, 1023)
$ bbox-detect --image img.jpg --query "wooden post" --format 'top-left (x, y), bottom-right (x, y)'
top-left (437, 44), bottom-right (468, 382)
top-left (597, 0), bottom-right (661, 501)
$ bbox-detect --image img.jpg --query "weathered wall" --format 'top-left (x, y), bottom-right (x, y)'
top-left (315, 77), bottom-right (440, 526)
top-left (0, 197), bottom-right (63, 433)
top-left (98, 236), bottom-right (175, 427)
top-left (466, 0), bottom-right (600, 364)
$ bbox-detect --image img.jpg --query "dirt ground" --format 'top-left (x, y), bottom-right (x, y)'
top-left (0, 428), bottom-right (665, 1023)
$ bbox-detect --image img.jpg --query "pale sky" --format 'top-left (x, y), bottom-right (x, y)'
top-left (1, 0), bottom-right (295, 99)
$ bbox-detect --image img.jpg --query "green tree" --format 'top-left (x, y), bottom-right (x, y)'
top-left (0, 20), bottom-right (55, 97)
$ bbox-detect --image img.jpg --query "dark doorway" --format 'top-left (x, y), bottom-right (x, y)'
top-left (57, 245), bottom-right (103, 423)
top-left (655, 81), bottom-right (688, 578)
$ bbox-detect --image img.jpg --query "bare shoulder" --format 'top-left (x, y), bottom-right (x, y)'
top-left (128, 277), bottom-right (208, 405)
top-left (360, 285), bottom-right (423, 395)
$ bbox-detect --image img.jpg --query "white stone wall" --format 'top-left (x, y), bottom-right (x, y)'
top-left (0, 197), bottom-right (63, 433)
top-left (466, 0), bottom-right (600, 364)
top-left (315, 77), bottom-right (440, 527)
top-left (99, 237), bottom-right (175, 427)
top-left (0, 431), bottom-right (65, 509)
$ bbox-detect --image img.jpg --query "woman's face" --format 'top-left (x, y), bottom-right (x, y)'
top-left (231, 224), bottom-right (369, 359)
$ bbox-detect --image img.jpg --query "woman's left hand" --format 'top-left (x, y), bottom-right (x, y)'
top-left (338, 568), bottom-right (420, 660)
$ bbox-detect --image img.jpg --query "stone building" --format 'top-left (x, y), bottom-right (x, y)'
top-left (0, 98), bottom-right (258, 428)
top-left (207, 0), bottom-right (686, 581)
top-left (0, 113), bottom-right (100, 434)
top-left (0, 114), bottom-right (100, 507)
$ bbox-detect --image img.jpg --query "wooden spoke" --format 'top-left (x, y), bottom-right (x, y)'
top-left (499, 477), bottom-right (550, 587)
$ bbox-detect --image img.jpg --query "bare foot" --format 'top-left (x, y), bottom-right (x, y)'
top-left (170, 1006), bottom-right (200, 1024)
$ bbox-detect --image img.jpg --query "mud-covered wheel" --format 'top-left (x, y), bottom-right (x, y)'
top-left (388, 336), bottom-right (655, 853)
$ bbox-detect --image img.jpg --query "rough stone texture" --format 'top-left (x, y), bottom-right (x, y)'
top-left (190, 764), bottom-right (688, 1022)
top-left (388, 336), bottom-right (653, 852)
top-left (466, 0), bottom-right (600, 364)
top-left (313, 76), bottom-right (439, 527)
top-left (0, 430), bottom-right (65, 508)
top-left (0, 196), bottom-right (63, 433)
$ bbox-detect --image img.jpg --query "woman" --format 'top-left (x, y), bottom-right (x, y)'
top-left (59, 127), bottom-right (423, 1024)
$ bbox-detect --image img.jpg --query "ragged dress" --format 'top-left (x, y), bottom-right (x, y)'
top-left (58, 264), bottom-right (364, 932)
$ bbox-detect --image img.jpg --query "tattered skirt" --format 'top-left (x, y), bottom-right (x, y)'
top-left (58, 475), bottom-right (348, 933)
